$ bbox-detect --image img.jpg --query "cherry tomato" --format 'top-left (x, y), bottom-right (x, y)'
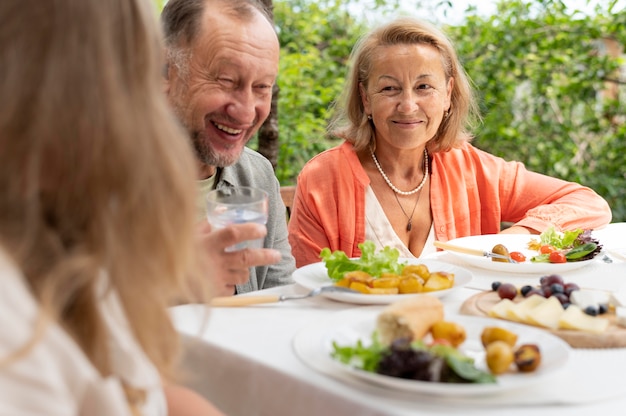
top-left (540, 245), bottom-right (557, 254)
top-left (549, 251), bottom-right (567, 263)
top-left (509, 251), bottom-right (526, 262)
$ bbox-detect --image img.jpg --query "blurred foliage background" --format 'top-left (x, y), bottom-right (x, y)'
top-left (155, 0), bottom-right (626, 222)
top-left (271, 0), bottom-right (626, 222)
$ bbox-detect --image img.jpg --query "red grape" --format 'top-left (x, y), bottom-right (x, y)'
top-left (497, 283), bottom-right (517, 300)
top-left (541, 274), bottom-right (564, 287)
top-left (564, 282), bottom-right (580, 296)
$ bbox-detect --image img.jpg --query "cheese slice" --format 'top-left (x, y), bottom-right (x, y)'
top-left (489, 298), bottom-right (516, 319)
top-left (570, 290), bottom-right (610, 310)
top-left (505, 295), bottom-right (546, 322)
top-left (558, 304), bottom-right (610, 334)
top-left (609, 290), bottom-right (626, 308)
top-left (525, 296), bottom-right (564, 329)
top-left (615, 306), bottom-right (626, 328)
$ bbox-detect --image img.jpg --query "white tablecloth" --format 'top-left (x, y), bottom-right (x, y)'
top-left (171, 223), bottom-right (626, 416)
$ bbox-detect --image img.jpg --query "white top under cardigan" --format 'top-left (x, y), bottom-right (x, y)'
top-left (364, 186), bottom-right (436, 258)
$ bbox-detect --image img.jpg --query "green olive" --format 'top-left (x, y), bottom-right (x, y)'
top-left (492, 244), bottom-right (511, 263)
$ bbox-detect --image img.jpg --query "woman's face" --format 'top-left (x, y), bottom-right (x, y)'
top-left (360, 43), bottom-right (452, 150)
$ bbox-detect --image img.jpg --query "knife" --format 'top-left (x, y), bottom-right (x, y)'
top-left (433, 241), bottom-right (517, 263)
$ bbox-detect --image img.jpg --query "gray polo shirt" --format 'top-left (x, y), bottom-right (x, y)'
top-left (199, 147), bottom-right (295, 293)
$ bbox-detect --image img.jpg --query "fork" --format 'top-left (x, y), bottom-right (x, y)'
top-left (210, 285), bottom-right (359, 307)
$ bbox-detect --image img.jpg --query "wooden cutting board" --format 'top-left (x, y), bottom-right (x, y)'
top-left (460, 291), bottom-right (626, 348)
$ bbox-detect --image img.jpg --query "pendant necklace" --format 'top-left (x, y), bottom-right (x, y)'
top-left (394, 189), bottom-right (422, 231)
top-left (370, 147), bottom-right (429, 231)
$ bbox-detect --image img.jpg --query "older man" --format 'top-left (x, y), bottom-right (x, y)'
top-left (162, 0), bottom-right (295, 296)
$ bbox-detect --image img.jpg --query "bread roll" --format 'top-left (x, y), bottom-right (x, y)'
top-left (376, 295), bottom-right (444, 346)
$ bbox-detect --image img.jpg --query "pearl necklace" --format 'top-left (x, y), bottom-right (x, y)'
top-left (370, 148), bottom-right (429, 196)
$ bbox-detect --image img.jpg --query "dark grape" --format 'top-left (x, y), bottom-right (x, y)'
top-left (525, 288), bottom-right (545, 298)
top-left (598, 304), bottom-right (608, 314)
top-left (542, 274), bottom-right (564, 287)
top-left (550, 283), bottom-right (564, 295)
top-left (584, 306), bottom-right (598, 316)
top-left (553, 293), bottom-right (569, 305)
top-left (564, 282), bottom-right (580, 296)
top-left (497, 283), bottom-right (517, 300)
top-left (542, 286), bottom-right (553, 298)
top-left (491, 281), bottom-right (502, 291)
top-left (520, 285), bottom-right (533, 297)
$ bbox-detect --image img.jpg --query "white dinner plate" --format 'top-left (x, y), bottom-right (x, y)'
top-left (443, 234), bottom-right (598, 274)
top-left (606, 248), bottom-right (626, 262)
top-left (292, 307), bottom-right (571, 397)
top-left (292, 259), bottom-right (472, 305)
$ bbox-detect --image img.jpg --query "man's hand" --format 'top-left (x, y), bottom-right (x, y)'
top-left (197, 221), bottom-right (281, 296)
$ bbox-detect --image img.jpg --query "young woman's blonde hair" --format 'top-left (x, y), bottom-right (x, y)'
top-left (327, 17), bottom-right (481, 153)
top-left (0, 0), bottom-right (205, 406)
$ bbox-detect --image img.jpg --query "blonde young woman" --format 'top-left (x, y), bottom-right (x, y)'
top-left (0, 0), bottom-right (222, 414)
top-left (288, 17), bottom-right (612, 267)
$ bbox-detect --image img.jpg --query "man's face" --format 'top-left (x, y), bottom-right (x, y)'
top-left (166, 11), bottom-right (279, 177)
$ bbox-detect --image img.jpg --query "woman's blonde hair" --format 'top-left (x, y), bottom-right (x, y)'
top-left (0, 0), bottom-right (204, 401)
top-left (328, 17), bottom-right (481, 153)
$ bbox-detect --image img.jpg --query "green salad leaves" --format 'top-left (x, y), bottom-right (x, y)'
top-left (319, 241), bottom-right (405, 281)
top-left (537, 227), bottom-right (584, 249)
top-left (530, 227), bottom-right (600, 263)
top-left (332, 333), bottom-right (496, 384)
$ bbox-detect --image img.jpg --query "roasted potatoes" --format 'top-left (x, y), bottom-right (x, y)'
top-left (430, 320), bottom-right (467, 347)
top-left (480, 326), bottom-right (518, 348)
top-left (514, 344), bottom-right (542, 372)
top-left (334, 264), bottom-right (454, 295)
top-left (397, 275), bottom-right (424, 294)
top-left (371, 274), bottom-right (401, 289)
top-left (423, 271), bottom-right (455, 292)
top-left (402, 264), bottom-right (430, 280)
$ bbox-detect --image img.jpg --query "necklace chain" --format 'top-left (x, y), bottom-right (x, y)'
top-left (370, 148), bottom-right (429, 196)
top-left (393, 189), bottom-right (422, 231)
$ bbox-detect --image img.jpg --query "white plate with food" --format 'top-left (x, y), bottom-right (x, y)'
top-left (292, 307), bottom-right (571, 396)
top-left (292, 259), bottom-right (473, 305)
top-left (441, 234), bottom-right (598, 274)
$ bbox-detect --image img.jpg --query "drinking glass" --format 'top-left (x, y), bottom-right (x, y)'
top-left (206, 186), bottom-right (269, 251)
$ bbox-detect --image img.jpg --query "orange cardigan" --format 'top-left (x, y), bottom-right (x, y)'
top-left (288, 141), bottom-right (612, 267)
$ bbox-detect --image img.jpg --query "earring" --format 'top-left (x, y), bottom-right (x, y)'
top-left (444, 109), bottom-right (449, 118)
top-left (367, 114), bottom-right (372, 120)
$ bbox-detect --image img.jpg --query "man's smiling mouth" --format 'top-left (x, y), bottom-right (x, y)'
top-left (214, 122), bottom-right (243, 135)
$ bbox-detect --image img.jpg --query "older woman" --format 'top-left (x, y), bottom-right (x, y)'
top-left (288, 17), bottom-right (611, 267)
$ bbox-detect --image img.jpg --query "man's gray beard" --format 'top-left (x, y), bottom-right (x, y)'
top-left (192, 133), bottom-right (240, 168)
